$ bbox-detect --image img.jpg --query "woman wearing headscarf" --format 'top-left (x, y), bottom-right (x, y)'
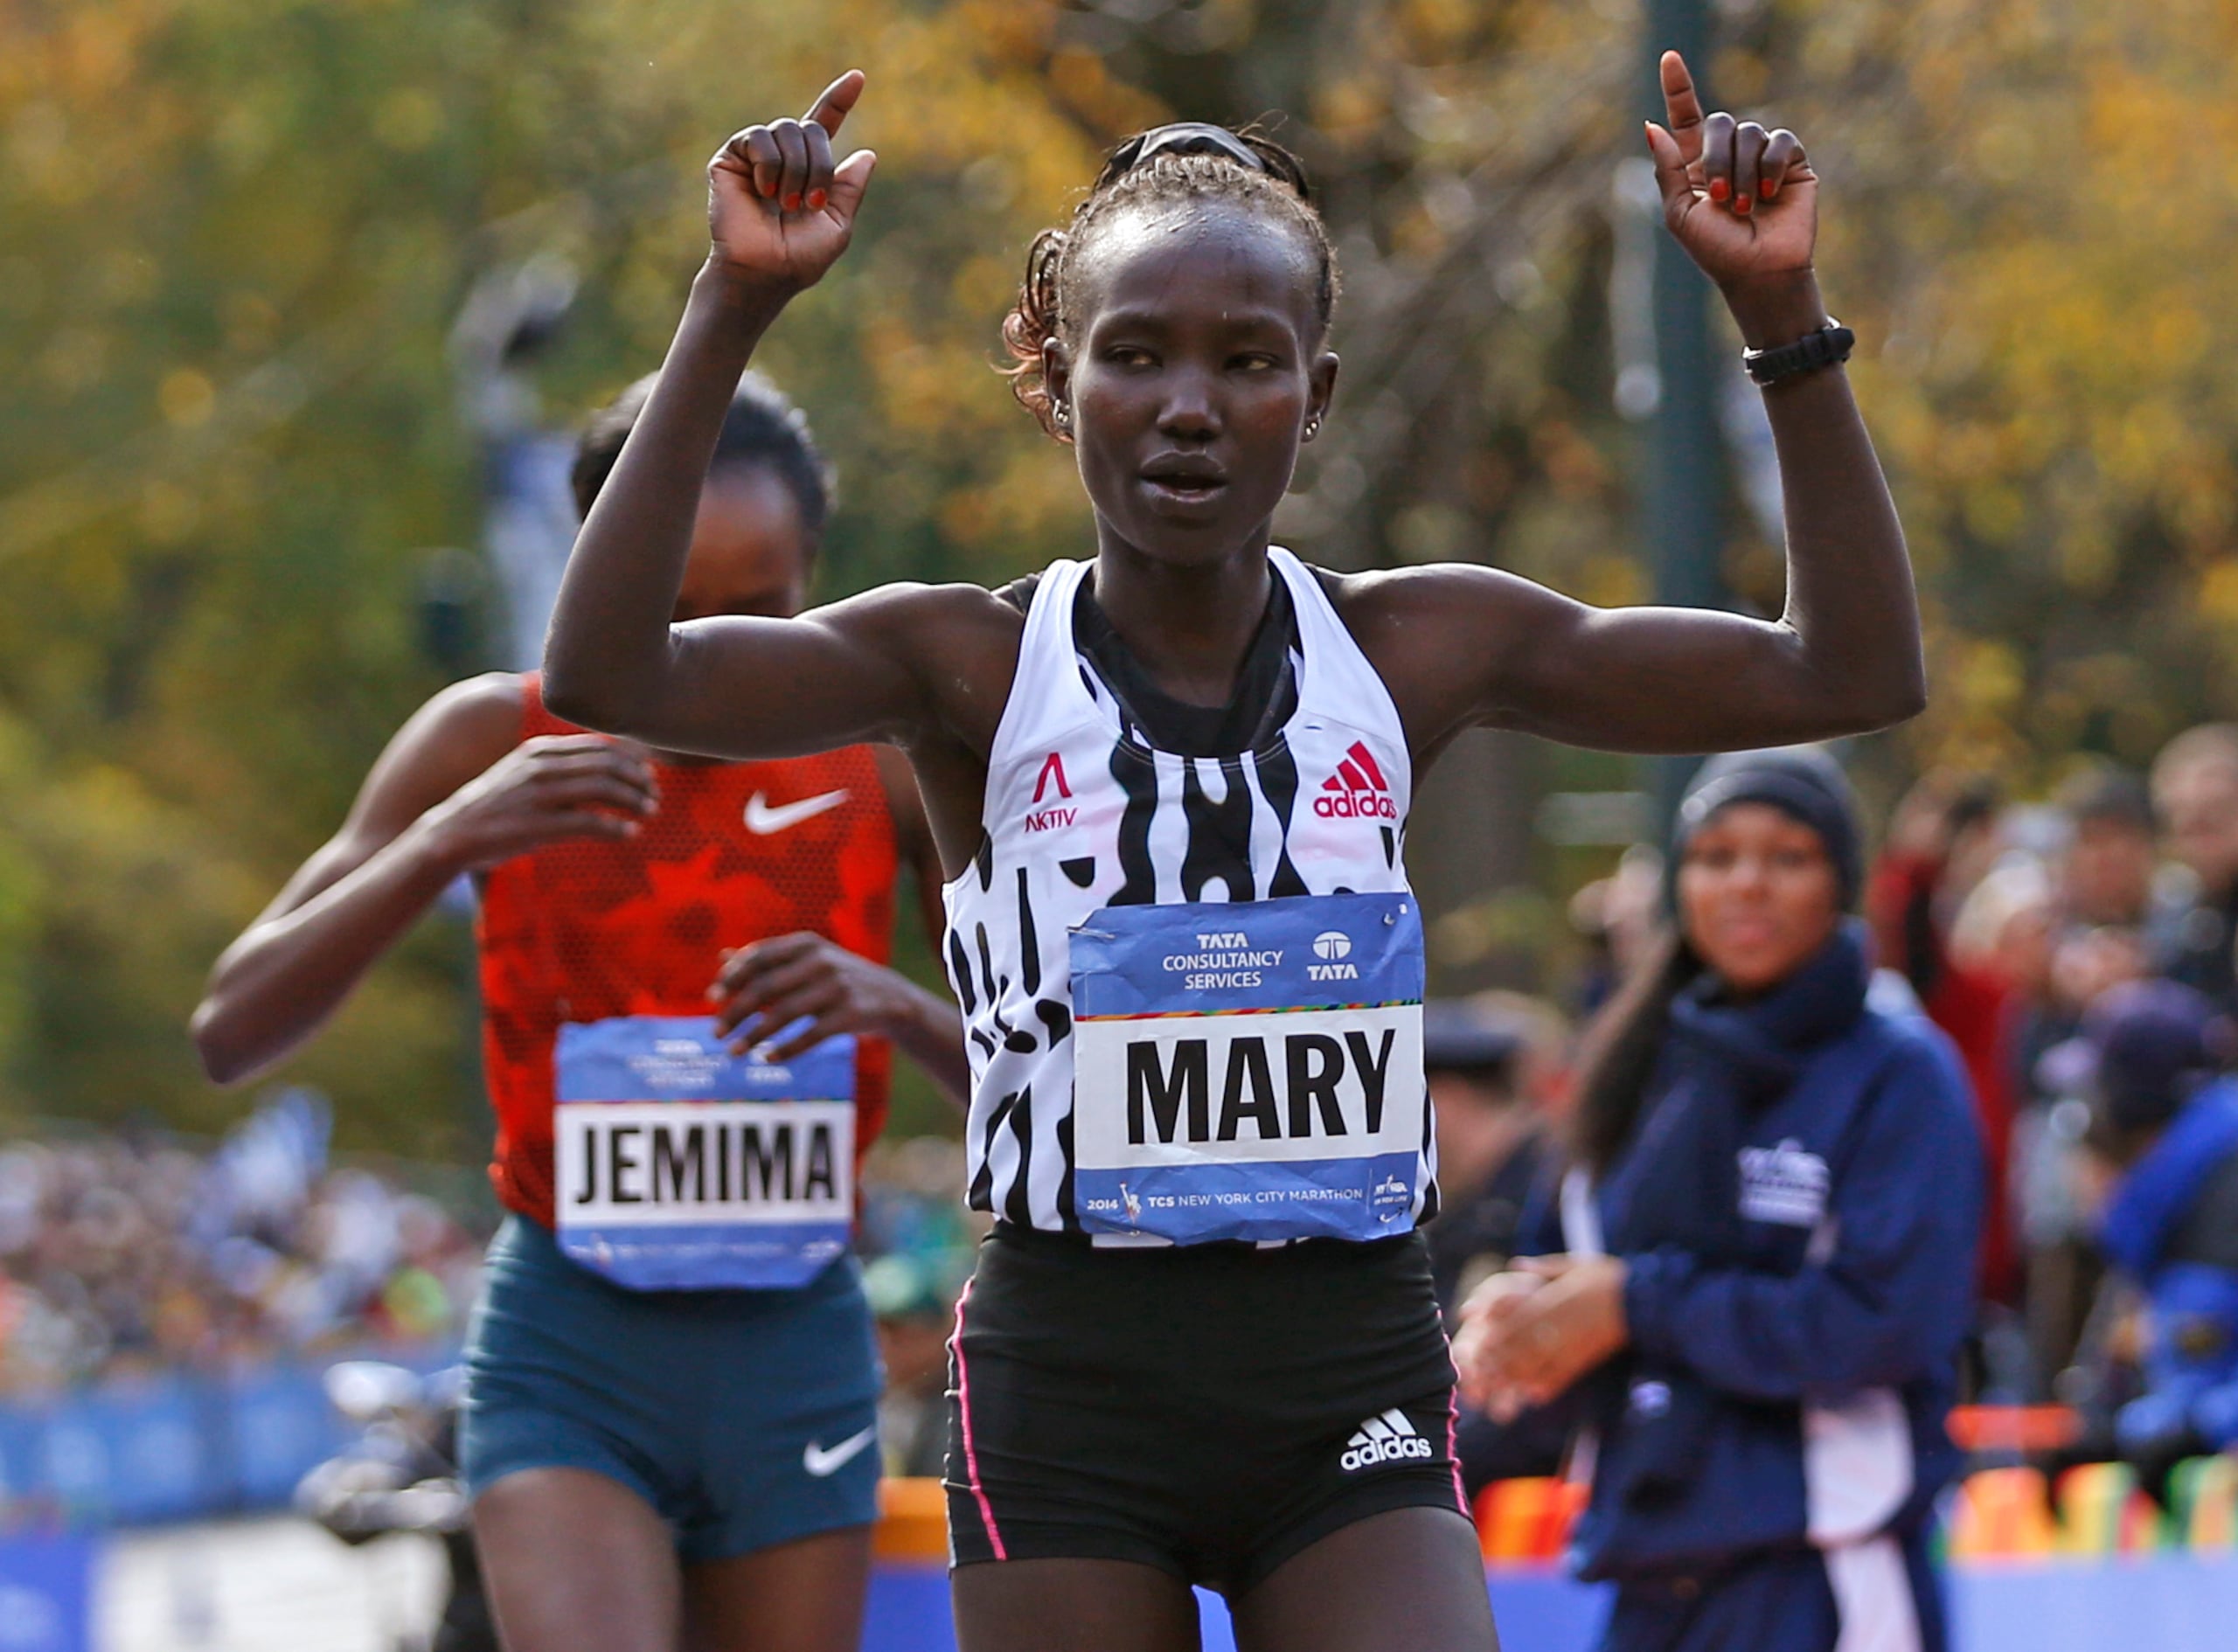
top-left (1455, 749), bottom-right (1983, 1652)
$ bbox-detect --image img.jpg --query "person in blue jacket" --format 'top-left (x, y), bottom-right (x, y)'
top-left (1455, 748), bottom-right (1984, 1652)
top-left (2055, 978), bottom-right (2238, 1469)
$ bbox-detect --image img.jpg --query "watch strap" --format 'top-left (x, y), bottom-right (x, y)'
top-left (1742, 318), bottom-right (1855, 387)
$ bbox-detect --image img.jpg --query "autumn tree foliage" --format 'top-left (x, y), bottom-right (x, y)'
top-left (0, 0), bottom-right (2226, 1142)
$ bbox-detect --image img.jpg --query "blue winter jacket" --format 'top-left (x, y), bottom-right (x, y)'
top-left (1529, 927), bottom-right (1985, 1580)
top-left (2097, 1079), bottom-right (2238, 1454)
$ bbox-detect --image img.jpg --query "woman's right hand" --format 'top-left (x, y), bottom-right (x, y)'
top-left (416, 734), bottom-right (658, 873)
top-left (1453, 1268), bottom-right (1550, 1418)
top-left (706, 71), bottom-right (878, 296)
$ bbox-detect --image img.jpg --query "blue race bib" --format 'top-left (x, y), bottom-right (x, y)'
top-left (553, 1017), bottom-right (854, 1290)
top-left (1070, 892), bottom-right (1425, 1245)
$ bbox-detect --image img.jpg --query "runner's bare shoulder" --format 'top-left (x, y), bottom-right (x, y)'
top-left (826, 579), bottom-right (1029, 751)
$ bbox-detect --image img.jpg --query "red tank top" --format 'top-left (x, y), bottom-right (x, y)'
top-left (478, 677), bottom-right (899, 1228)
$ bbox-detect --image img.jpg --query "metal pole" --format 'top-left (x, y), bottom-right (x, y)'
top-left (1643, 0), bottom-right (1725, 829)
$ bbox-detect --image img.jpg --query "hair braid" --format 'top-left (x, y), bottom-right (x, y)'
top-left (1001, 128), bottom-right (1340, 440)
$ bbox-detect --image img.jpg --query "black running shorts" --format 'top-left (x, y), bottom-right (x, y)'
top-left (943, 1225), bottom-right (1468, 1597)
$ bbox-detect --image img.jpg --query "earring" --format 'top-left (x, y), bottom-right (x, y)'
top-left (1303, 418), bottom-right (1321, 439)
top-left (1053, 401), bottom-right (1070, 427)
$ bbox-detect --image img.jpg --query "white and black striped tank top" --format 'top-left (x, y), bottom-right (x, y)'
top-left (942, 549), bottom-right (1437, 1239)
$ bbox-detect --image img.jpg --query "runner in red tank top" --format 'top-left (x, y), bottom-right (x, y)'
top-left (194, 373), bottom-right (960, 1652)
top-left (480, 679), bottom-right (907, 1228)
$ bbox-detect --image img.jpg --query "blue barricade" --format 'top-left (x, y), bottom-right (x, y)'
top-left (0, 1532), bottom-right (2232, 1649)
top-left (0, 1532), bottom-right (93, 1652)
top-left (858, 1567), bottom-right (1608, 1652)
top-left (0, 1347), bottom-right (455, 1527)
top-left (858, 1560), bottom-right (2238, 1652)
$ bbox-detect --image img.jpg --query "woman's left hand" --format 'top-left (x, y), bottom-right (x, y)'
top-left (1469, 1254), bottom-right (1632, 1408)
top-left (709, 931), bottom-right (923, 1060)
top-left (1644, 50), bottom-right (1816, 302)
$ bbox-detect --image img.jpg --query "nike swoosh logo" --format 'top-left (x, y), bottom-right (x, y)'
top-left (744, 788), bottom-right (850, 835)
top-left (803, 1424), bottom-right (878, 1477)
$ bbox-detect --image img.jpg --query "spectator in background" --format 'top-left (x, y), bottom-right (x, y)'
top-left (1422, 996), bottom-right (1559, 1320)
top-left (1457, 749), bottom-right (1982, 1648)
top-left (0, 1123), bottom-right (483, 1394)
top-left (1870, 771), bottom-right (2022, 1307)
top-left (1570, 844), bottom-right (1668, 1018)
top-left (855, 1137), bottom-right (980, 1480)
top-left (2152, 725), bottom-right (2238, 1010)
top-left (2054, 767), bottom-right (2159, 931)
top-left (2055, 981), bottom-right (2238, 1484)
top-left (1946, 855), bottom-right (2102, 1392)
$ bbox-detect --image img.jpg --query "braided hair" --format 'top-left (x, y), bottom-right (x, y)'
top-left (572, 371), bottom-right (834, 556)
top-left (1000, 128), bottom-right (1341, 440)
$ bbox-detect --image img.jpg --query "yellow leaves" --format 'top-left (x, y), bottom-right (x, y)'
top-left (156, 370), bottom-right (216, 429)
top-left (5, 101), bottom-right (87, 205)
top-left (1576, 553), bottom-right (1644, 610)
top-left (936, 450), bottom-right (1084, 559)
top-left (1311, 77), bottom-right (1387, 143)
top-left (1046, 49), bottom-right (1164, 138)
top-left (1957, 638), bottom-right (2027, 721)
top-left (59, 10), bottom-right (138, 95)
top-left (952, 253), bottom-right (1017, 319)
top-left (1397, 0), bottom-right (1474, 51)
top-left (2199, 559), bottom-right (2238, 628)
top-left (372, 87), bottom-right (445, 152)
top-left (136, 481), bottom-right (200, 546)
top-left (37, 330), bottom-right (108, 397)
top-left (862, 315), bottom-right (1007, 440)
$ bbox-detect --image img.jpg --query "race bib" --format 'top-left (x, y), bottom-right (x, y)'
top-left (1071, 892), bottom-right (1426, 1245)
top-left (553, 1017), bottom-right (854, 1290)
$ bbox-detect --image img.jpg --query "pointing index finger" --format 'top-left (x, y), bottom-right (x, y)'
top-left (804, 69), bottom-right (865, 138)
top-left (1659, 49), bottom-right (1707, 167)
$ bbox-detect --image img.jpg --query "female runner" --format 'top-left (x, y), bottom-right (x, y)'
top-left (195, 371), bottom-right (963, 1652)
top-left (542, 53), bottom-right (1922, 1652)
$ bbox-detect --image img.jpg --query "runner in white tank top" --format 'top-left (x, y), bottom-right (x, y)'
top-left (543, 59), bottom-right (1925, 1652)
top-left (949, 547), bottom-right (1435, 1239)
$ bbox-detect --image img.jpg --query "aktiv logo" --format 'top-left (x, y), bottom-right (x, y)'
top-left (1025, 752), bottom-right (1076, 833)
top-left (1314, 741), bottom-right (1397, 820)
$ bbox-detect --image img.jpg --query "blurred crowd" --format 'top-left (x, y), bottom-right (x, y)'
top-left (0, 1095), bottom-right (486, 1394)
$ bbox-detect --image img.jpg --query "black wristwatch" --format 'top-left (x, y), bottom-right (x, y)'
top-left (1741, 318), bottom-right (1854, 387)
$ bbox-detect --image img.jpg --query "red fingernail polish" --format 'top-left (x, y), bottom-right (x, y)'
top-left (1734, 194), bottom-right (1753, 215)
top-left (808, 190), bottom-right (827, 212)
top-left (1762, 179), bottom-right (1778, 199)
top-left (1708, 178), bottom-right (1729, 202)
top-left (782, 192), bottom-right (801, 212)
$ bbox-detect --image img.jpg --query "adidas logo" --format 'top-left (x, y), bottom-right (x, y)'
top-left (1314, 741), bottom-right (1398, 821)
top-left (1340, 1407), bottom-right (1435, 1473)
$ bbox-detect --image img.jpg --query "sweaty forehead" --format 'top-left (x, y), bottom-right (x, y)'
top-left (1067, 199), bottom-right (1322, 342)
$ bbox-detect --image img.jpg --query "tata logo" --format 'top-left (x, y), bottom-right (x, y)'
top-left (1307, 930), bottom-right (1359, 981)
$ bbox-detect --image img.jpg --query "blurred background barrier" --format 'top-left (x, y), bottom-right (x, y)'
top-left (0, 1350), bottom-right (457, 1528)
top-left (5, 1517), bottom-right (2234, 1652)
top-left (0, 1531), bottom-right (92, 1652)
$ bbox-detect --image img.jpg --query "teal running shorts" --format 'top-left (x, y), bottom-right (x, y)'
top-left (461, 1215), bottom-right (882, 1561)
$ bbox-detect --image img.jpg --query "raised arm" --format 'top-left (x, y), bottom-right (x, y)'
top-left (1358, 52), bottom-right (1921, 760)
top-left (541, 72), bottom-right (929, 760)
top-left (191, 675), bottom-right (657, 1084)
